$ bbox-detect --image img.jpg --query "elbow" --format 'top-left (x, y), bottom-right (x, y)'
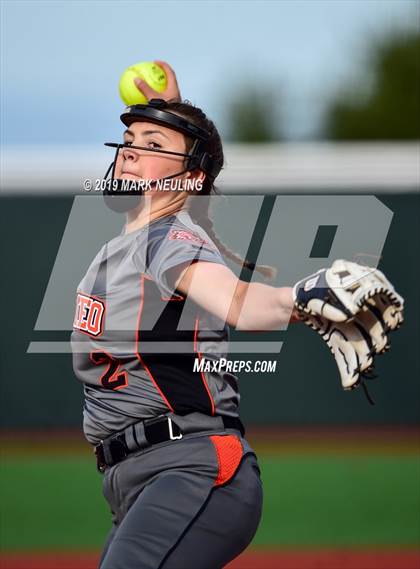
top-left (226, 281), bottom-right (249, 329)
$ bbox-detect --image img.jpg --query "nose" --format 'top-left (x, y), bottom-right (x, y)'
top-left (121, 147), bottom-right (138, 162)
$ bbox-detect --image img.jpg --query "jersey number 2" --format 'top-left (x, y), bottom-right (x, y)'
top-left (90, 351), bottom-right (128, 390)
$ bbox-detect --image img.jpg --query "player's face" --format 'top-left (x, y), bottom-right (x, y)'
top-left (114, 121), bottom-right (187, 186)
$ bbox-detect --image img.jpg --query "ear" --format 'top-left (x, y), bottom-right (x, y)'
top-left (182, 170), bottom-right (207, 194)
top-left (183, 169), bottom-right (206, 184)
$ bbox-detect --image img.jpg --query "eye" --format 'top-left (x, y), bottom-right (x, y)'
top-left (124, 141), bottom-right (133, 147)
top-left (147, 141), bottom-right (162, 149)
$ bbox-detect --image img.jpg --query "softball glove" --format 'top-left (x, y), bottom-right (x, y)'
top-left (293, 259), bottom-right (404, 323)
top-left (293, 260), bottom-right (404, 402)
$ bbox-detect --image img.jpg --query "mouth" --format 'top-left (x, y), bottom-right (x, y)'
top-left (121, 172), bottom-right (140, 180)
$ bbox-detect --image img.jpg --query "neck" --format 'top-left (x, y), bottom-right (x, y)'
top-left (124, 193), bottom-right (188, 234)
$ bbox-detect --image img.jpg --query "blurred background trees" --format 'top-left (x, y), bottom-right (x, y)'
top-left (322, 30), bottom-right (420, 140)
top-left (224, 87), bottom-right (285, 142)
top-left (224, 29), bottom-right (419, 142)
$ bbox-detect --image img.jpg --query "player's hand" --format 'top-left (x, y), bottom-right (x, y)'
top-left (134, 60), bottom-right (182, 103)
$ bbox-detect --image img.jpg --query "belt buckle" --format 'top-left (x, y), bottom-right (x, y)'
top-left (167, 417), bottom-right (183, 440)
top-left (143, 414), bottom-right (183, 445)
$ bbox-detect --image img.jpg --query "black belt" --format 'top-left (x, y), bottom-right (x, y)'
top-left (94, 414), bottom-right (245, 472)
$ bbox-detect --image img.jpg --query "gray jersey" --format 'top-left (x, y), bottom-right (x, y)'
top-left (71, 211), bottom-right (240, 445)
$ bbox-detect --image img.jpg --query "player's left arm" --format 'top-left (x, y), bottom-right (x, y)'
top-left (171, 260), bottom-right (300, 330)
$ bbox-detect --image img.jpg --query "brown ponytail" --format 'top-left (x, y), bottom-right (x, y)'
top-left (187, 191), bottom-right (276, 279)
top-left (166, 100), bottom-right (277, 281)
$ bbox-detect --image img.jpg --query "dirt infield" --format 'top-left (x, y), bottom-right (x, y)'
top-left (2, 549), bottom-right (420, 569)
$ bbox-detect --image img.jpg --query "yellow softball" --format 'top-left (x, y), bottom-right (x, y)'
top-left (119, 62), bottom-right (168, 105)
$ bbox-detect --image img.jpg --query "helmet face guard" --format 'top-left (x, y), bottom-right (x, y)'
top-left (103, 99), bottom-right (222, 200)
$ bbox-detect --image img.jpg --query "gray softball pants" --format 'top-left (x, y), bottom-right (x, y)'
top-left (98, 432), bottom-right (263, 569)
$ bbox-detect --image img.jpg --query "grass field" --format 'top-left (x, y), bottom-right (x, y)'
top-left (1, 428), bottom-right (419, 568)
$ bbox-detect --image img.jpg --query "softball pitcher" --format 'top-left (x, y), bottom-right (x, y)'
top-left (71, 62), bottom-right (404, 569)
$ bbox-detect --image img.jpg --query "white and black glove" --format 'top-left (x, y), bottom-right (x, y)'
top-left (293, 259), bottom-right (404, 324)
top-left (305, 306), bottom-right (388, 386)
top-left (293, 260), bottom-right (404, 403)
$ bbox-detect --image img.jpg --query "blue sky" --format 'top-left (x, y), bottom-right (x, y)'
top-left (1, 0), bottom-right (418, 145)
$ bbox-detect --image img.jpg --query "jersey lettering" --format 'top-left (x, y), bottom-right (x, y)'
top-left (168, 229), bottom-right (211, 247)
top-left (73, 293), bottom-right (105, 337)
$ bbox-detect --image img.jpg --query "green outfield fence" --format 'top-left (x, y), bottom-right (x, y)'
top-left (0, 192), bottom-right (418, 428)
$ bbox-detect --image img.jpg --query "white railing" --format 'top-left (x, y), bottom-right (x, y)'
top-left (1, 142), bottom-right (419, 194)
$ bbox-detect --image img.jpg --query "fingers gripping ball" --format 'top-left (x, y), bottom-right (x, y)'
top-left (119, 62), bottom-right (168, 105)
